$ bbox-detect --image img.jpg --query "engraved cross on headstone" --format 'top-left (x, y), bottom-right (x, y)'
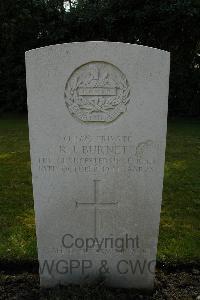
top-left (75, 180), bottom-right (118, 238)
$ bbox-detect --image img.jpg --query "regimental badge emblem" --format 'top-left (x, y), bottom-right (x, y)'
top-left (64, 61), bottom-right (130, 123)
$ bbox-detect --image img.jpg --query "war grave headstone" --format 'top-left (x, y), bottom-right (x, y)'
top-left (25, 42), bottom-right (170, 290)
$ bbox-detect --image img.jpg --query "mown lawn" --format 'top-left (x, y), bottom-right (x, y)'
top-left (0, 115), bottom-right (199, 263)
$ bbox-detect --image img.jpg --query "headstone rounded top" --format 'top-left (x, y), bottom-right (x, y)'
top-left (25, 41), bottom-right (170, 56)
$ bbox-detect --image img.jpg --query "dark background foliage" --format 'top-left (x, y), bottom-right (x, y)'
top-left (0, 0), bottom-right (199, 116)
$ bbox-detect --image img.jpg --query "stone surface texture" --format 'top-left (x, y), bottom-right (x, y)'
top-left (25, 42), bottom-right (170, 290)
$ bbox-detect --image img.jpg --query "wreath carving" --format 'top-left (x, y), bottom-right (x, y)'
top-left (64, 61), bottom-right (130, 123)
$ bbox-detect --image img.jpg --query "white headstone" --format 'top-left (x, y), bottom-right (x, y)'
top-left (25, 42), bottom-right (170, 290)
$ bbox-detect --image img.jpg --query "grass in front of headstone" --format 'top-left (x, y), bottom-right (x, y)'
top-left (0, 115), bottom-right (199, 263)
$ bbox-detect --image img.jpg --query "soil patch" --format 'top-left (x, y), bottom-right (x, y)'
top-left (0, 265), bottom-right (200, 299)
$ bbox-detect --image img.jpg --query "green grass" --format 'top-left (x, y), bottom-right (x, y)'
top-left (158, 119), bottom-right (200, 263)
top-left (0, 115), bottom-right (36, 259)
top-left (0, 116), bottom-right (199, 263)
